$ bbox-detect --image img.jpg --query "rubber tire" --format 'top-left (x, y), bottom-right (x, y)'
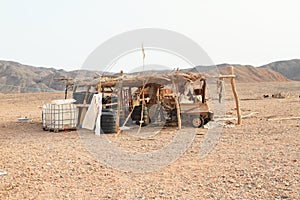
top-left (101, 112), bottom-right (116, 134)
top-left (191, 116), bottom-right (204, 128)
top-left (101, 128), bottom-right (115, 134)
top-left (203, 118), bottom-right (210, 125)
top-left (101, 118), bottom-right (116, 123)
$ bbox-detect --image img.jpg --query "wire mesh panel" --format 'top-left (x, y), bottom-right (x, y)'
top-left (42, 104), bottom-right (77, 132)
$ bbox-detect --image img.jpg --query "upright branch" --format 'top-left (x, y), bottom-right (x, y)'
top-left (116, 70), bottom-right (124, 133)
top-left (230, 66), bottom-right (242, 124)
top-left (137, 44), bottom-right (146, 134)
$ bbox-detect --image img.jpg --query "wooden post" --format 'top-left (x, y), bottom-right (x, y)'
top-left (136, 86), bottom-right (146, 134)
top-left (141, 88), bottom-right (145, 118)
top-left (116, 89), bottom-right (121, 133)
top-left (230, 66), bottom-right (242, 125)
top-left (174, 94), bottom-right (181, 129)
top-left (128, 86), bottom-right (132, 110)
top-left (202, 79), bottom-right (206, 103)
top-left (172, 78), bottom-right (181, 130)
top-left (64, 85), bottom-right (68, 99)
top-left (116, 71), bottom-right (123, 133)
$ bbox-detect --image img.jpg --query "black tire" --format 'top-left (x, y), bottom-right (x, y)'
top-left (191, 116), bottom-right (204, 128)
top-left (203, 118), bottom-right (210, 125)
top-left (101, 118), bottom-right (116, 123)
top-left (101, 121), bottom-right (115, 125)
top-left (101, 120), bottom-right (115, 125)
top-left (101, 113), bottom-right (116, 123)
top-left (101, 128), bottom-right (115, 134)
top-left (101, 111), bottom-right (116, 134)
top-left (101, 126), bottom-right (116, 130)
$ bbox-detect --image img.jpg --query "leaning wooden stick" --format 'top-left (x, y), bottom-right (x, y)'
top-left (230, 66), bottom-right (242, 125)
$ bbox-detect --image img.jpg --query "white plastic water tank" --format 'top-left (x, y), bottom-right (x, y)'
top-left (42, 103), bottom-right (77, 132)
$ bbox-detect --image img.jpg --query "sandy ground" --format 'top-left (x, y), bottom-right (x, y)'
top-left (0, 82), bottom-right (299, 199)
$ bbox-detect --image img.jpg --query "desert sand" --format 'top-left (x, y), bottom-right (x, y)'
top-left (0, 81), bottom-right (299, 199)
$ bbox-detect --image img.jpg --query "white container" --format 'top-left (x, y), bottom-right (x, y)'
top-left (42, 103), bottom-right (77, 132)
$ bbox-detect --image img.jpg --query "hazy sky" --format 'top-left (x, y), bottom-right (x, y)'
top-left (0, 0), bottom-right (299, 70)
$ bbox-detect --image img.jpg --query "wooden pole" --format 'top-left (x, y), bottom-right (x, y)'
top-left (128, 86), bottom-right (132, 109)
top-left (202, 79), bottom-right (206, 103)
top-left (64, 85), bottom-right (68, 99)
top-left (172, 78), bottom-right (181, 130)
top-left (117, 105), bottom-right (136, 135)
top-left (174, 94), bottom-right (181, 129)
top-left (230, 66), bottom-right (242, 125)
top-left (137, 44), bottom-right (146, 134)
top-left (116, 71), bottom-right (123, 133)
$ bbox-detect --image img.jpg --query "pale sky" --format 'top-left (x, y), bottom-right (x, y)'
top-left (0, 0), bottom-right (299, 71)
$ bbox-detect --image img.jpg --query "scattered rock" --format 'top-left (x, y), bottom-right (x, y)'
top-left (0, 171), bottom-right (7, 176)
top-left (281, 195), bottom-right (289, 199)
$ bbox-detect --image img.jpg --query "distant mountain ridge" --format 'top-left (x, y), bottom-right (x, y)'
top-left (260, 59), bottom-right (300, 81)
top-left (0, 59), bottom-right (298, 93)
top-left (216, 64), bottom-right (288, 82)
top-left (0, 60), bottom-right (97, 93)
top-left (190, 64), bottom-right (288, 82)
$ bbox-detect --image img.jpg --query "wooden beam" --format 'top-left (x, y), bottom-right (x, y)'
top-left (209, 75), bottom-right (236, 79)
top-left (230, 66), bottom-right (242, 125)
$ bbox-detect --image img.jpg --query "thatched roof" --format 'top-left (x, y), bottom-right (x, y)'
top-left (61, 71), bottom-right (206, 89)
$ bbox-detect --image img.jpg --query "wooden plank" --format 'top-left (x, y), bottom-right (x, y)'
top-left (75, 104), bottom-right (90, 108)
top-left (209, 75), bottom-right (236, 78)
top-left (180, 103), bottom-right (209, 113)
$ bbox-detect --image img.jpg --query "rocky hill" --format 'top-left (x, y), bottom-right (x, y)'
top-left (0, 59), bottom-right (295, 93)
top-left (0, 61), bottom-right (97, 93)
top-left (192, 64), bottom-right (288, 82)
top-left (260, 59), bottom-right (300, 81)
top-left (217, 64), bottom-right (288, 82)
